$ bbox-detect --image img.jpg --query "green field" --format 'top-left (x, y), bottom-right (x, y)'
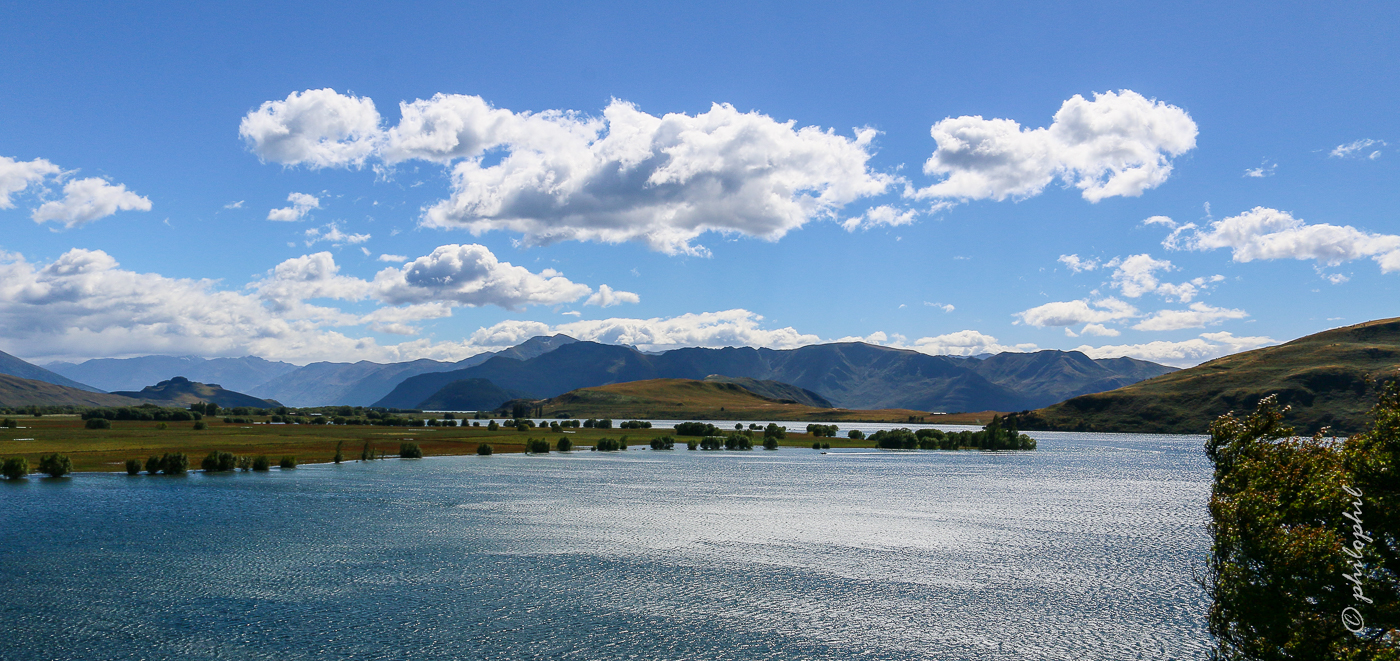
top-left (0, 415), bottom-right (887, 473)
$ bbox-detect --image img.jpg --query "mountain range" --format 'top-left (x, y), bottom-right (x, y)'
top-left (374, 340), bottom-right (1176, 412)
top-left (112, 376), bottom-right (282, 409)
top-left (0, 350), bottom-right (104, 392)
top-left (1021, 317), bottom-right (1400, 435)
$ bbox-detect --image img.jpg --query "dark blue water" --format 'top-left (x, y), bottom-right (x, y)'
top-left (1, 432), bottom-right (1211, 660)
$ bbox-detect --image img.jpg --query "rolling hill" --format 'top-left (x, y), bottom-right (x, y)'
top-left (1020, 317), bottom-right (1400, 435)
top-left (112, 377), bottom-right (282, 408)
top-left (374, 341), bottom-right (1175, 412)
top-left (0, 350), bottom-right (104, 393)
top-left (417, 378), bottom-right (535, 411)
top-left (0, 374), bottom-right (144, 408)
top-left (531, 378), bottom-right (947, 421)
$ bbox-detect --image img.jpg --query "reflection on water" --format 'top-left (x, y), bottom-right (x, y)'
top-left (0, 432), bottom-right (1210, 660)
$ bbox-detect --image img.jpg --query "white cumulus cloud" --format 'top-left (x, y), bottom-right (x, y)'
top-left (31, 177), bottom-right (152, 228)
top-left (1015, 297), bottom-right (1138, 327)
top-left (1167, 206), bottom-right (1400, 273)
top-left (239, 88), bottom-right (381, 168)
top-left (1107, 253), bottom-right (1222, 302)
top-left (303, 222), bottom-right (369, 247)
top-left (377, 253), bottom-right (407, 262)
top-left (1131, 302), bottom-right (1248, 331)
top-left (1074, 331), bottom-right (1276, 368)
top-left (0, 156), bottom-right (61, 208)
top-left (1058, 254), bottom-right (1100, 273)
top-left (584, 284), bottom-right (640, 307)
top-left (372, 244), bottom-right (593, 310)
top-left (914, 90), bottom-right (1197, 205)
top-left (267, 192), bottom-right (321, 221)
top-left (241, 90), bottom-right (898, 255)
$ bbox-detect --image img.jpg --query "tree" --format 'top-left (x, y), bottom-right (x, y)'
top-left (36, 453), bottom-right (71, 477)
top-left (84, 418), bottom-right (111, 429)
top-left (333, 441), bottom-right (344, 464)
top-left (847, 429), bottom-right (865, 440)
top-left (1204, 389), bottom-right (1399, 659)
top-left (252, 455), bottom-right (271, 471)
top-left (279, 456), bottom-right (297, 469)
top-left (400, 442), bottom-right (423, 459)
top-left (557, 437), bottom-right (573, 452)
top-left (487, 420), bottom-right (500, 431)
top-left (476, 443), bottom-right (493, 456)
top-left (145, 455), bottom-right (163, 475)
top-left (125, 458), bottom-right (142, 475)
top-left (1, 457), bottom-right (28, 480)
top-left (160, 453), bottom-right (189, 475)
top-left (200, 451), bottom-right (236, 472)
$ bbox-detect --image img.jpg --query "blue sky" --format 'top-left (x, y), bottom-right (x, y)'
top-left (1, 1), bottom-right (1395, 367)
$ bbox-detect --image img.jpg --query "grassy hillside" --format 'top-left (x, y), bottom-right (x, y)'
top-left (112, 377), bottom-right (281, 408)
top-left (534, 378), bottom-right (999, 423)
top-left (0, 374), bottom-right (144, 408)
top-left (1021, 317), bottom-right (1400, 434)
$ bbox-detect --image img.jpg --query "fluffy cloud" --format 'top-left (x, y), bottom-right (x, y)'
top-left (465, 309), bottom-right (821, 352)
top-left (1330, 139), bottom-right (1385, 160)
top-left (372, 244), bottom-right (591, 310)
top-left (241, 90), bottom-right (897, 255)
top-left (239, 88), bottom-right (381, 168)
top-left (377, 254), bottom-right (407, 262)
top-left (1014, 297), bottom-right (1138, 327)
top-left (841, 205), bottom-right (918, 231)
top-left (1074, 331), bottom-right (1276, 368)
top-left (584, 284), bottom-right (640, 307)
top-left (253, 252), bottom-right (373, 312)
top-left (1131, 302), bottom-right (1248, 331)
top-left (267, 192), bottom-right (320, 221)
top-left (1166, 207), bottom-right (1400, 273)
top-left (914, 90), bottom-right (1197, 205)
top-left (0, 156), bottom-right (60, 208)
top-left (909, 330), bottom-right (1036, 356)
top-left (30, 177), bottom-right (152, 228)
top-left (1079, 323), bottom-right (1120, 337)
top-left (1108, 254), bottom-right (1222, 302)
top-left (1057, 254), bottom-right (1100, 273)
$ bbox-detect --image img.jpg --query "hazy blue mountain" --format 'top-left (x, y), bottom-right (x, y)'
top-left (0, 349), bottom-right (105, 393)
top-left (0, 373), bottom-right (142, 407)
top-left (376, 341), bottom-right (1176, 413)
top-left (247, 334), bottom-right (579, 407)
top-left (417, 378), bottom-right (536, 411)
top-left (45, 355), bottom-right (297, 393)
top-left (113, 376), bottom-right (281, 408)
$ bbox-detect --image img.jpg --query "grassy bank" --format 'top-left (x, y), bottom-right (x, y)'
top-left (0, 415), bottom-right (933, 472)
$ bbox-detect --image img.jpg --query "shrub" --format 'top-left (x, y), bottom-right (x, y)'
top-left (278, 456), bottom-right (297, 469)
top-left (487, 420), bottom-right (499, 431)
top-left (847, 429), bottom-right (865, 440)
top-left (806, 424), bottom-right (839, 438)
top-left (252, 455), bottom-right (271, 471)
top-left (812, 442), bottom-right (821, 450)
top-left (124, 458), bottom-right (142, 475)
top-left (476, 443), bottom-right (493, 456)
top-left (596, 418), bottom-right (612, 429)
top-left (160, 453), bottom-right (189, 475)
top-left (821, 442), bottom-right (830, 450)
top-left (145, 455), bottom-right (163, 475)
top-left (725, 434), bottom-right (753, 451)
top-left (650, 436), bottom-right (675, 450)
top-left (84, 418), bottom-right (111, 430)
top-left (235, 455), bottom-right (253, 471)
top-left (763, 423), bottom-right (786, 441)
top-left (763, 438), bottom-right (779, 451)
top-left (2, 457), bottom-right (28, 479)
top-left (556, 437), bottom-right (572, 452)
top-left (526, 439), bottom-right (551, 453)
top-left (686, 440), bottom-right (698, 451)
top-left (676, 422), bottom-right (721, 437)
top-left (400, 442), bottom-right (423, 459)
top-left (192, 421), bottom-right (208, 430)
top-left (333, 441), bottom-right (344, 464)
top-left (1, 417), bottom-right (15, 428)
top-left (156, 422), bottom-right (167, 430)
top-left (595, 437), bottom-right (622, 452)
top-left (201, 451), bottom-right (236, 472)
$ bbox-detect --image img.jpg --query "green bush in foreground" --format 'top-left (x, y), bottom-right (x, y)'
top-left (278, 456), bottom-right (297, 469)
top-left (236, 455), bottom-right (253, 471)
top-left (84, 418), bottom-right (111, 430)
top-left (1204, 387), bottom-right (1399, 660)
top-left (476, 443), bottom-right (493, 456)
top-left (252, 455), bottom-right (271, 471)
top-left (333, 441), bottom-right (344, 464)
top-left (37, 453), bottom-right (72, 478)
top-left (2, 457), bottom-right (28, 480)
top-left (525, 438), bottom-right (550, 453)
top-left (812, 442), bottom-right (821, 449)
top-left (399, 442), bottom-right (423, 459)
top-left (125, 458), bottom-right (142, 475)
top-left (556, 437), bottom-right (572, 452)
top-left (192, 421), bottom-right (208, 430)
top-left (594, 437), bottom-right (622, 452)
top-left (686, 440), bottom-right (698, 451)
top-left (763, 438), bottom-right (779, 451)
top-left (650, 436), bottom-right (675, 450)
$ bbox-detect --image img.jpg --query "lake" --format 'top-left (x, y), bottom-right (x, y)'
top-left (0, 431), bottom-right (1211, 660)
